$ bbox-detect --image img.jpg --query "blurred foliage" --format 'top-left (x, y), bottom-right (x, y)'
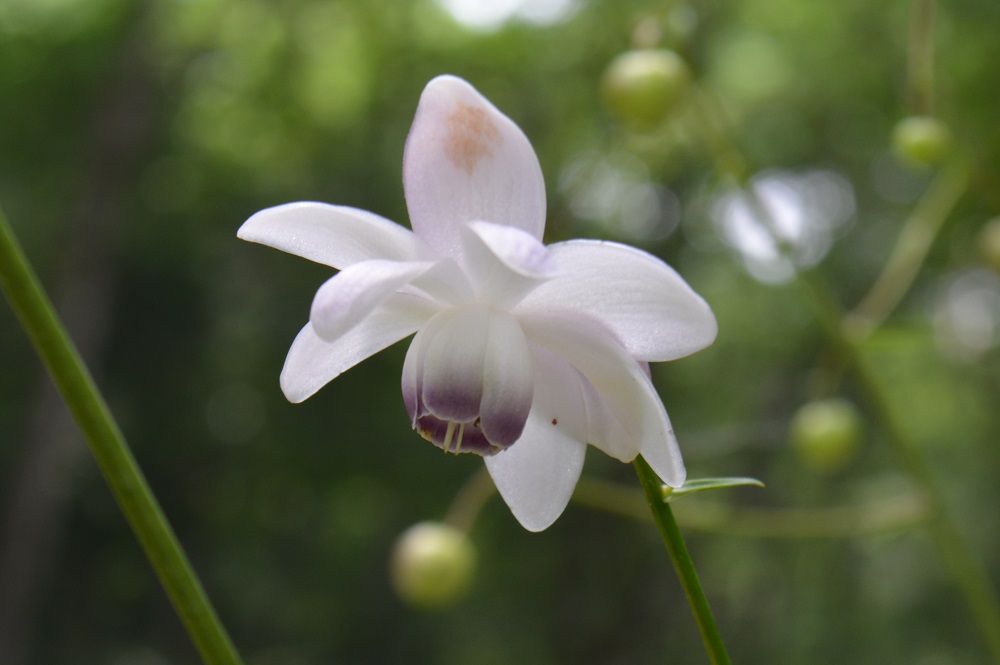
top-left (1, 0), bottom-right (999, 663)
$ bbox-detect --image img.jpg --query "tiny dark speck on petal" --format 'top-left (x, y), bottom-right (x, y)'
top-left (551, 418), bottom-right (558, 425)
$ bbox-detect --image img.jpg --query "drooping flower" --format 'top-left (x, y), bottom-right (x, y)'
top-left (238, 75), bottom-right (717, 531)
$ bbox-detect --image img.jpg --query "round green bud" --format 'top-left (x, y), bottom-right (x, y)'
top-left (390, 522), bottom-right (476, 609)
top-left (601, 49), bottom-right (690, 128)
top-left (790, 398), bottom-right (864, 472)
top-left (978, 217), bottom-right (1000, 274)
top-left (891, 116), bottom-right (952, 167)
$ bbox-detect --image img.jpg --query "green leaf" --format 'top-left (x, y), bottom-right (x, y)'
top-left (662, 477), bottom-right (765, 502)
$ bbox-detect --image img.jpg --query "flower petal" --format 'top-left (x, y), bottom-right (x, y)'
top-left (466, 221), bottom-right (557, 279)
top-left (281, 293), bottom-right (438, 403)
top-left (516, 240), bottom-right (718, 362)
top-left (401, 305), bottom-right (534, 451)
top-left (419, 307), bottom-right (490, 422)
top-left (459, 221), bottom-right (556, 308)
top-left (401, 308), bottom-right (450, 426)
top-left (404, 257), bottom-right (476, 308)
top-left (524, 344), bottom-right (590, 443)
top-left (486, 339), bottom-right (601, 531)
top-left (238, 202), bottom-right (430, 269)
top-left (484, 416), bottom-right (586, 532)
top-left (310, 259), bottom-right (434, 341)
top-left (519, 310), bottom-right (685, 487)
top-left (403, 75), bottom-right (546, 258)
top-left (478, 309), bottom-right (534, 447)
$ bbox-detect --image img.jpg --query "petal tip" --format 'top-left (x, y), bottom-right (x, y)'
top-left (278, 374), bottom-right (311, 404)
top-left (639, 439), bottom-right (686, 489)
top-left (403, 74), bottom-right (546, 252)
top-left (424, 73), bottom-right (474, 94)
top-left (514, 512), bottom-right (560, 533)
top-left (484, 428), bottom-right (585, 532)
top-left (236, 210), bottom-right (264, 241)
top-left (237, 201), bottom-right (310, 242)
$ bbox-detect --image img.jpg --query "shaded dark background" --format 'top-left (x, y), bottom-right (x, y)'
top-left (2, 0), bottom-right (999, 663)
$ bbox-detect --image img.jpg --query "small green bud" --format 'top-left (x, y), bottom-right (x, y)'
top-left (601, 49), bottom-right (690, 128)
top-left (978, 217), bottom-right (1000, 274)
top-left (790, 398), bottom-right (863, 472)
top-left (390, 522), bottom-right (476, 609)
top-left (891, 116), bottom-right (952, 167)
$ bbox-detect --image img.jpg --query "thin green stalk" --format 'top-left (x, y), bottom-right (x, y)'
top-left (799, 272), bottom-right (1000, 662)
top-left (686, 56), bottom-right (1000, 659)
top-left (908, 0), bottom-right (937, 115)
top-left (635, 457), bottom-right (732, 665)
top-left (843, 157), bottom-right (968, 340)
top-left (688, 86), bottom-right (749, 184)
top-left (0, 206), bottom-right (243, 665)
top-left (443, 466), bottom-right (496, 532)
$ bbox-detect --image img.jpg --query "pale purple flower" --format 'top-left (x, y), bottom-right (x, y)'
top-left (238, 75), bottom-right (717, 531)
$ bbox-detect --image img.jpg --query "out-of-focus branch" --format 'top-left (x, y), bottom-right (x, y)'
top-left (842, 157), bottom-right (968, 341)
top-left (908, 0), bottom-right (937, 115)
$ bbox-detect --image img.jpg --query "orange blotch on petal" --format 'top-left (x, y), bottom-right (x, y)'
top-left (444, 102), bottom-right (502, 174)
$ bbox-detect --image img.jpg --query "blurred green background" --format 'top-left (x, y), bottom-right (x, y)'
top-left (2, 0), bottom-right (999, 663)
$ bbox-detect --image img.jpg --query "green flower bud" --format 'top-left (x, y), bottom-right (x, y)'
top-left (978, 217), bottom-right (1000, 274)
top-left (790, 398), bottom-right (863, 472)
top-left (601, 49), bottom-right (690, 128)
top-left (390, 522), bottom-right (476, 609)
top-left (891, 116), bottom-right (952, 167)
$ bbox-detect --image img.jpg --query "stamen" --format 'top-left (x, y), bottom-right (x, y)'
top-left (443, 421), bottom-right (457, 454)
top-left (454, 423), bottom-right (466, 453)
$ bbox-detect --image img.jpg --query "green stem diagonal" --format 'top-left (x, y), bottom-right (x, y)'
top-left (635, 456), bottom-right (732, 665)
top-left (799, 272), bottom-right (1000, 663)
top-left (0, 206), bottom-right (243, 665)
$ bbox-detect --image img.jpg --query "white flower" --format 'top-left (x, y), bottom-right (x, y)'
top-left (238, 75), bottom-right (717, 531)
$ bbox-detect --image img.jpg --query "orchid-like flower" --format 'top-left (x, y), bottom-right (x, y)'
top-left (238, 75), bottom-right (717, 531)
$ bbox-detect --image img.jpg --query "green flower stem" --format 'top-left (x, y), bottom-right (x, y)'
top-left (0, 207), bottom-right (243, 665)
top-left (443, 466), bottom-right (496, 532)
top-left (634, 457), bottom-right (732, 665)
top-left (685, 64), bottom-right (999, 658)
top-left (799, 271), bottom-right (1000, 662)
top-left (843, 157), bottom-right (968, 340)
